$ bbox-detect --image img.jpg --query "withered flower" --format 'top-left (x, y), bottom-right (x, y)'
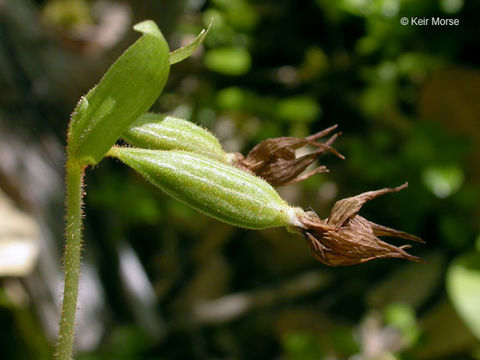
top-left (230, 125), bottom-right (345, 186)
top-left (297, 183), bottom-right (425, 266)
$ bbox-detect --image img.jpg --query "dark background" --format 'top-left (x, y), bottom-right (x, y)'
top-left (1, 0), bottom-right (479, 359)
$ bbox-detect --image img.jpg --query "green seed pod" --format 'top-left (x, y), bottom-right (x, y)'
top-left (108, 147), bottom-right (301, 229)
top-left (67, 20), bottom-right (170, 166)
top-left (123, 113), bottom-right (227, 162)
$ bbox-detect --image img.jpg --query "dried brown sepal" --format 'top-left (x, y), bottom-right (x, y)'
top-left (298, 183), bottom-right (425, 266)
top-left (231, 125), bottom-right (344, 187)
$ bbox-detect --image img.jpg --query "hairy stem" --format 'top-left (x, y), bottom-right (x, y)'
top-left (55, 158), bottom-right (84, 360)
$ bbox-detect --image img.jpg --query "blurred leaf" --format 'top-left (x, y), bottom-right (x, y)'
top-left (216, 87), bottom-right (250, 110)
top-left (367, 252), bottom-right (445, 309)
top-left (416, 300), bottom-right (478, 359)
top-left (472, 344), bottom-right (480, 360)
top-left (439, 215), bottom-right (471, 250)
top-left (338, 0), bottom-right (402, 17)
top-left (419, 68), bottom-right (480, 180)
top-left (204, 47), bottom-right (251, 75)
top-left (440, 0), bottom-right (464, 14)
top-left (78, 326), bottom-right (151, 360)
top-left (396, 52), bottom-right (444, 79)
top-left (298, 47), bottom-right (329, 81)
top-left (42, 0), bottom-right (93, 29)
top-left (329, 327), bottom-right (359, 357)
top-left (89, 173), bottom-right (163, 225)
top-left (360, 83), bottom-right (395, 116)
top-left (384, 303), bottom-right (421, 346)
top-left (282, 332), bottom-right (324, 360)
top-left (211, 0), bottom-right (259, 30)
top-left (447, 252), bottom-right (480, 339)
top-left (274, 97), bottom-right (321, 123)
top-left (422, 165), bottom-right (464, 198)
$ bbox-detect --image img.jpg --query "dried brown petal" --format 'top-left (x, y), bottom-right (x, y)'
top-left (298, 183), bottom-right (424, 266)
top-left (328, 183), bottom-right (411, 227)
top-left (231, 125), bottom-right (344, 186)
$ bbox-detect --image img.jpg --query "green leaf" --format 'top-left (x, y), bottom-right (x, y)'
top-left (169, 19), bottom-right (213, 65)
top-left (447, 252), bottom-right (480, 339)
top-left (67, 20), bottom-right (170, 166)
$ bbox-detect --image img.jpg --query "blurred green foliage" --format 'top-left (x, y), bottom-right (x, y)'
top-left (1, 0), bottom-right (480, 359)
top-left (205, 47), bottom-right (252, 75)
